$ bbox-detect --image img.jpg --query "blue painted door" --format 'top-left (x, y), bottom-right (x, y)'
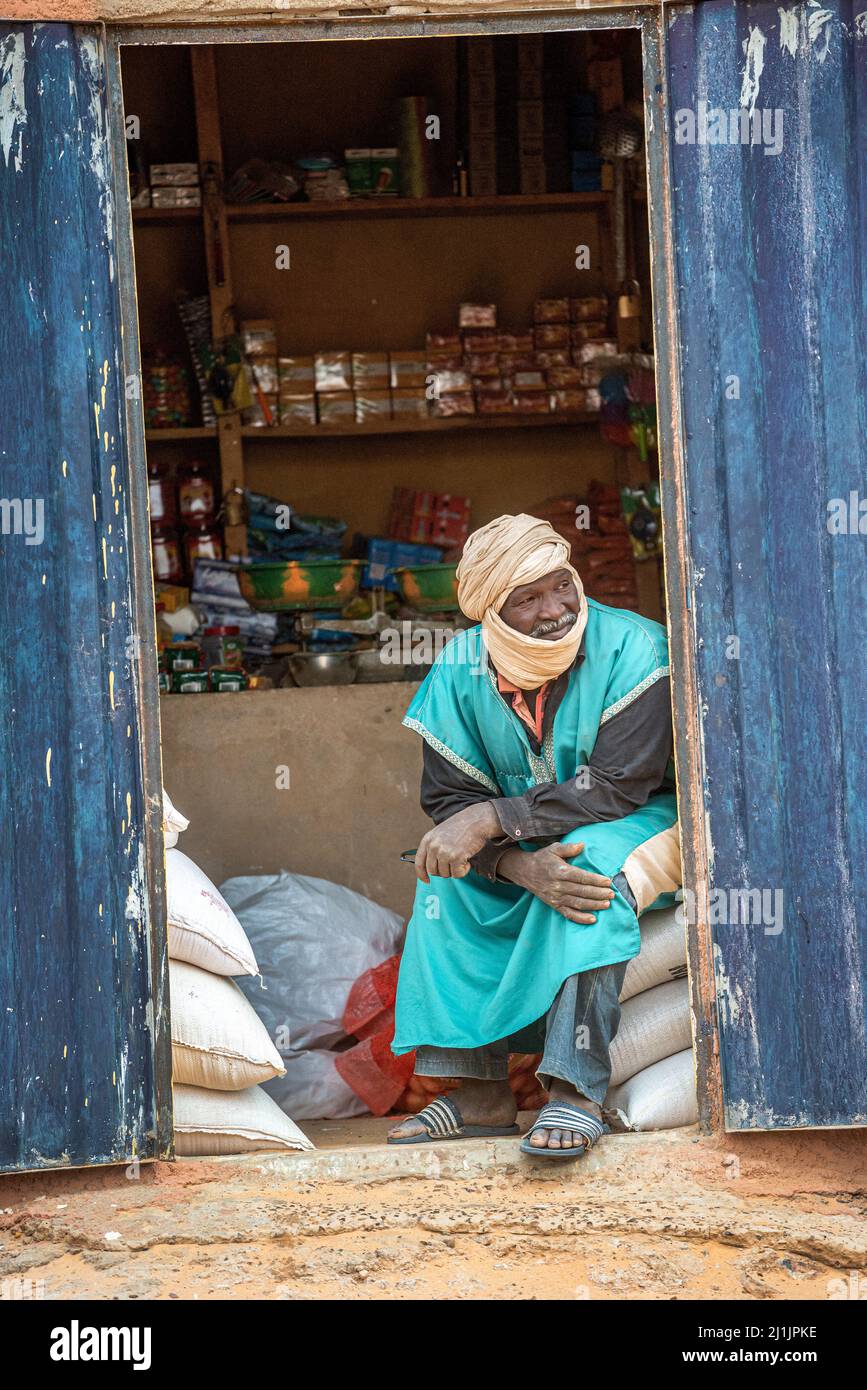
top-left (0, 25), bottom-right (170, 1171)
top-left (667, 0), bottom-right (866, 1127)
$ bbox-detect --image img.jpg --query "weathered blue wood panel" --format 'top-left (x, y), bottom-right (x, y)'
top-left (0, 24), bottom-right (170, 1170)
top-left (667, 0), bottom-right (866, 1127)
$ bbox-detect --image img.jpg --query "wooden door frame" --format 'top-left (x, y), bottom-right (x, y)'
top-left (106, 5), bottom-right (724, 1134)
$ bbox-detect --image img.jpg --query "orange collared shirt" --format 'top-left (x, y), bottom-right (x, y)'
top-left (496, 671), bottom-right (552, 745)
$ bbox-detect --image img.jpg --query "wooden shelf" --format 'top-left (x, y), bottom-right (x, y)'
top-left (241, 412), bottom-right (599, 440)
top-left (133, 193), bottom-right (609, 228)
top-left (132, 206), bottom-right (202, 224)
top-left (227, 193), bottom-right (609, 222)
top-left (145, 427), bottom-right (216, 441)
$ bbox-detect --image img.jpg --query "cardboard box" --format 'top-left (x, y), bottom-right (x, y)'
top-left (278, 355), bottom-right (315, 389)
top-left (278, 395), bottom-right (317, 426)
top-left (150, 162), bottom-right (199, 187)
top-left (352, 352), bottom-right (390, 389)
top-left (241, 320), bottom-right (277, 357)
top-left (355, 390), bottom-right (392, 423)
top-left (315, 351), bottom-right (353, 391)
top-left (391, 387), bottom-right (429, 417)
top-left (389, 353), bottom-right (427, 389)
top-left (317, 391), bottom-right (355, 424)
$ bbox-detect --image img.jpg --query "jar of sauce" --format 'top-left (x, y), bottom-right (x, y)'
top-left (184, 522), bottom-right (223, 574)
top-left (148, 461), bottom-right (177, 525)
top-left (178, 461), bottom-right (216, 524)
top-left (151, 525), bottom-right (184, 584)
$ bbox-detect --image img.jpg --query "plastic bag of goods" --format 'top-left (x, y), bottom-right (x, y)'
top-left (265, 1049), bottom-right (370, 1122)
top-left (608, 976), bottom-right (692, 1088)
top-left (173, 1083), bottom-right (313, 1156)
top-left (166, 848), bottom-right (258, 977)
top-left (221, 871), bottom-right (406, 1051)
top-left (620, 903), bottom-right (687, 1003)
top-left (606, 1048), bottom-right (698, 1131)
top-left (169, 959), bottom-right (285, 1091)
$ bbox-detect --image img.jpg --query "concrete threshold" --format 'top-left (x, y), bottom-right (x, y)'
top-left (188, 1115), bottom-right (702, 1183)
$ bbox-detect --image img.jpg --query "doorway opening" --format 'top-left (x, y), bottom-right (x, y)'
top-left (113, 19), bottom-right (701, 1160)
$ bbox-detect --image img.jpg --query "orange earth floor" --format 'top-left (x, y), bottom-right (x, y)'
top-left (1, 1119), bottom-right (865, 1301)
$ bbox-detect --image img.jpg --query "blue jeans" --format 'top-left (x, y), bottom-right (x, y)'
top-left (414, 959), bottom-right (629, 1107)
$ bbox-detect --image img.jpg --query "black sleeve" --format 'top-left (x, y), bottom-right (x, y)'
top-left (420, 741), bottom-right (513, 881)
top-left (491, 676), bottom-right (674, 841)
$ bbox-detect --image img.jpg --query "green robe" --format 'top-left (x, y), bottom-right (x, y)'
top-left (393, 599), bottom-right (678, 1054)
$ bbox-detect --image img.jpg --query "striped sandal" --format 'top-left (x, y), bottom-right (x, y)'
top-left (519, 1101), bottom-right (607, 1161)
top-left (387, 1093), bottom-right (520, 1145)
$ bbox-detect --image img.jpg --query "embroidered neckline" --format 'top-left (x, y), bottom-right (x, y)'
top-left (401, 716), bottom-right (500, 793)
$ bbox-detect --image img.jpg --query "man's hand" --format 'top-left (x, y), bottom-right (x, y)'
top-left (415, 802), bottom-right (502, 883)
top-left (498, 842), bottom-right (614, 924)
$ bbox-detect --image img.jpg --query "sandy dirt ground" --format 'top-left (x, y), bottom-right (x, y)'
top-left (1, 1120), bottom-right (865, 1301)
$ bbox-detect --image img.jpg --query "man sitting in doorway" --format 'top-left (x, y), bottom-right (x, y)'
top-left (388, 513), bottom-right (681, 1160)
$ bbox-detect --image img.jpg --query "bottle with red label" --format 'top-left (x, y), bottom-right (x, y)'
top-left (178, 461), bottom-right (216, 525)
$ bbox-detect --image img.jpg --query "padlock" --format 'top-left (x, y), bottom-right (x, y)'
top-left (618, 278), bottom-right (642, 319)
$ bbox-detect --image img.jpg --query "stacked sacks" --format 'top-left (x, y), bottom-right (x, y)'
top-left (604, 902), bottom-right (698, 1131)
top-left (161, 792), bottom-right (312, 1155)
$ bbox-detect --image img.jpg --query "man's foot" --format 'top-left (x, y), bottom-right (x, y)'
top-left (528, 1080), bottom-right (602, 1151)
top-left (387, 1077), bottom-right (517, 1141)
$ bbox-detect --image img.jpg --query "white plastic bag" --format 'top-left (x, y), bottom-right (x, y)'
top-left (169, 959), bottom-right (285, 1091)
top-left (606, 1047), bottom-right (698, 1131)
top-left (162, 789), bottom-right (190, 849)
top-left (221, 871), bottom-right (406, 1052)
top-left (173, 1083), bottom-right (313, 1156)
top-left (620, 904), bottom-right (687, 1003)
top-left (609, 976), bottom-right (692, 1088)
top-left (166, 849), bottom-right (258, 977)
top-left (265, 1049), bottom-right (370, 1122)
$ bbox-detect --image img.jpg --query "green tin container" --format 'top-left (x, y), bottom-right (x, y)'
top-left (172, 668), bottom-right (209, 693)
top-left (237, 559), bottom-right (363, 612)
top-left (210, 667), bottom-right (248, 692)
top-left (392, 563), bottom-right (460, 612)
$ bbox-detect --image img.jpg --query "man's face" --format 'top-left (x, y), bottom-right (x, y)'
top-left (498, 568), bottom-right (580, 639)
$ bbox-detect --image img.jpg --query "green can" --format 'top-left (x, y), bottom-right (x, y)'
top-left (157, 670), bottom-right (170, 693)
top-left (172, 668), bottom-right (209, 693)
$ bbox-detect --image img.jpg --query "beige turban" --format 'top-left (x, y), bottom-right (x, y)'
top-left (456, 514), bottom-right (588, 689)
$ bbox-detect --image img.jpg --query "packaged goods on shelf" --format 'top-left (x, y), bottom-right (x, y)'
top-left (150, 162), bottom-right (199, 186)
top-left (351, 352), bottom-right (389, 389)
top-left (534, 297), bottom-right (570, 323)
top-left (535, 349), bottom-right (571, 369)
top-left (370, 148), bottom-right (401, 195)
top-left (278, 355), bottom-right (315, 390)
top-left (513, 370), bottom-right (547, 392)
top-left (279, 395), bottom-right (317, 426)
top-left (431, 494), bottom-right (471, 546)
top-left (177, 293), bottom-right (217, 427)
top-left (477, 387), bottom-right (513, 414)
top-left (315, 351), bottom-right (353, 392)
top-left (499, 331), bottom-right (534, 353)
top-left (243, 393), bottom-right (278, 426)
top-left (247, 356), bottom-right (279, 394)
top-left (363, 538), bottom-right (443, 591)
top-left (426, 352), bottom-right (463, 372)
top-left (571, 295), bottom-right (609, 321)
top-left (534, 323), bottom-right (570, 349)
top-left (461, 329), bottom-right (499, 352)
top-left (143, 356), bottom-right (193, 428)
top-left (241, 319), bottom-right (277, 357)
top-left (547, 365), bottom-right (585, 388)
top-left (429, 369), bottom-right (472, 394)
top-left (499, 351), bottom-right (536, 373)
top-left (389, 352), bottom-right (427, 389)
top-left (426, 332), bottom-right (462, 351)
top-left (355, 389), bottom-right (392, 423)
top-left (318, 391), bottom-right (355, 424)
top-left (465, 351), bottom-right (500, 378)
top-left (511, 390), bottom-right (551, 414)
top-left (391, 387), bottom-right (429, 418)
top-left (459, 302), bottom-right (497, 329)
top-left (432, 392), bottom-right (476, 417)
top-left (571, 320), bottom-right (608, 345)
top-left (549, 387), bottom-right (592, 412)
top-left (574, 337), bottom-right (618, 363)
top-left (151, 186), bottom-right (202, 208)
top-left (344, 148), bottom-right (374, 195)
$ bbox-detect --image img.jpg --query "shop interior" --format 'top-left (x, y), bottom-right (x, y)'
top-left (120, 32), bottom-right (692, 1151)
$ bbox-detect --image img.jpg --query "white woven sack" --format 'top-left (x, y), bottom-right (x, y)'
top-left (620, 904), bottom-right (688, 1002)
top-left (170, 959), bottom-right (284, 1091)
top-left (609, 976), bottom-right (692, 1087)
top-left (606, 1048), bottom-right (698, 1131)
top-left (162, 789), bottom-right (190, 849)
top-left (166, 848), bottom-right (258, 977)
top-left (173, 1083), bottom-right (313, 1156)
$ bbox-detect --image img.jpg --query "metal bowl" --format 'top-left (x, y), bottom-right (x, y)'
top-left (354, 647), bottom-right (411, 683)
top-left (285, 651), bottom-right (359, 687)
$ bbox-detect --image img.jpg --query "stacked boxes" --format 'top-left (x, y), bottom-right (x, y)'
top-left (389, 489), bottom-right (472, 548)
top-left (239, 297), bottom-right (613, 428)
top-left (467, 39), bottom-right (497, 197)
top-left (149, 162), bottom-right (201, 208)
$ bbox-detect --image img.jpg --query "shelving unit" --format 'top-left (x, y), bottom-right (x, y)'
top-left (129, 38), bottom-right (651, 578)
